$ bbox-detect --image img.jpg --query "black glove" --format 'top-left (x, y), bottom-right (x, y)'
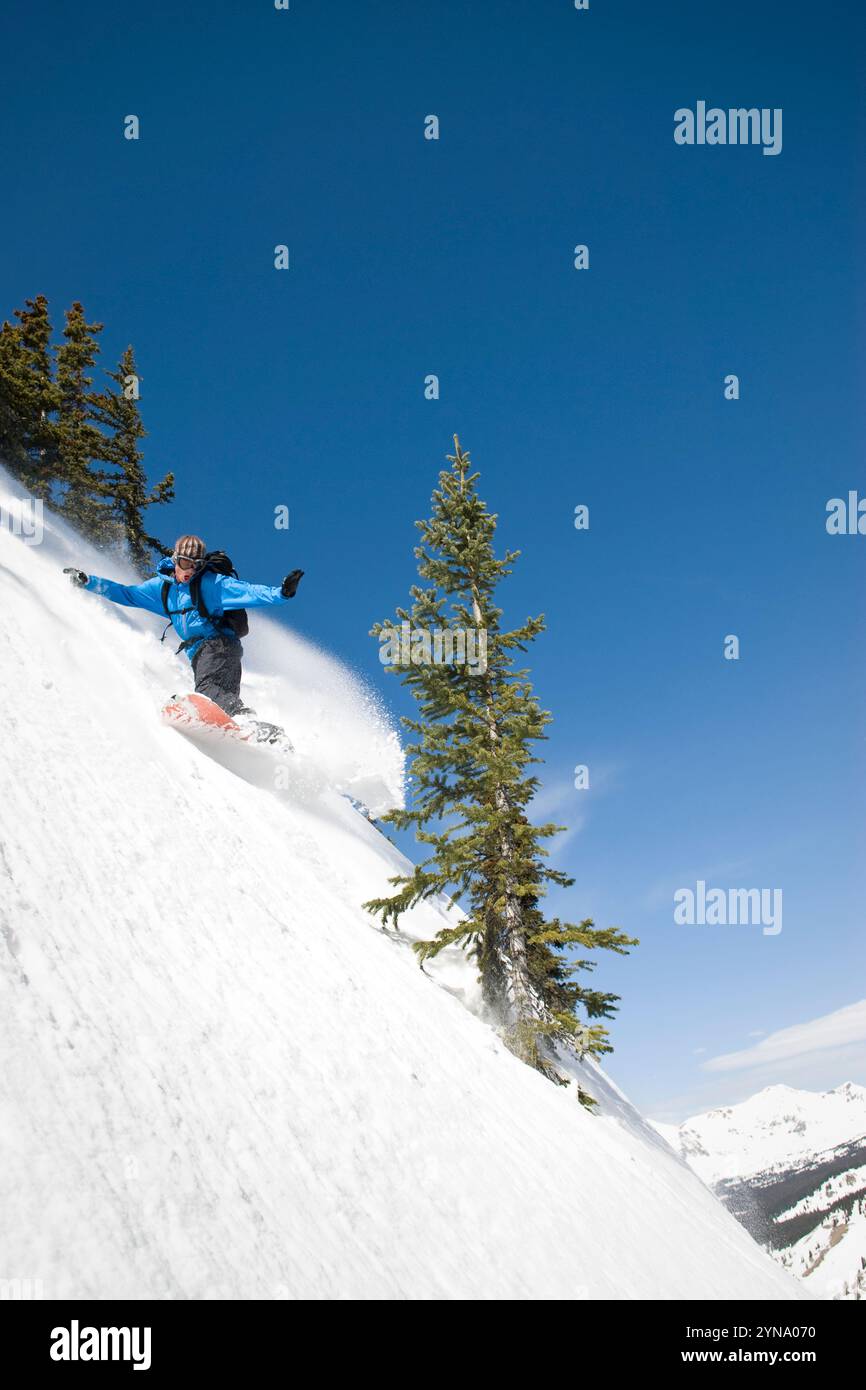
top-left (281, 569), bottom-right (304, 599)
top-left (63, 568), bottom-right (88, 587)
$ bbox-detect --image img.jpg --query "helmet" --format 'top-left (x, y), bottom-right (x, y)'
top-left (173, 535), bottom-right (207, 563)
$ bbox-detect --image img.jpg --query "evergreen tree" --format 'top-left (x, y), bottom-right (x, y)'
top-left (0, 296), bottom-right (58, 498)
top-left (366, 437), bottom-right (638, 1096)
top-left (1, 294), bottom-right (173, 567)
top-left (55, 301), bottom-right (115, 540)
top-left (0, 318), bottom-right (29, 480)
top-left (90, 347), bottom-right (174, 571)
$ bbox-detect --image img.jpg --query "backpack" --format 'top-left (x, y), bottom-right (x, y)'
top-left (160, 550), bottom-right (249, 651)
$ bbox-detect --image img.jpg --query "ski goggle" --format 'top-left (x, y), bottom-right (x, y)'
top-left (173, 554), bottom-right (200, 571)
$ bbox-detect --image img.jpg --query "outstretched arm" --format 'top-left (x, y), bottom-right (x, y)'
top-left (82, 574), bottom-right (167, 616)
top-left (213, 570), bottom-right (304, 611)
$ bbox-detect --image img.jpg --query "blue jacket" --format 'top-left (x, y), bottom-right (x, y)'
top-left (85, 557), bottom-right (290, 661)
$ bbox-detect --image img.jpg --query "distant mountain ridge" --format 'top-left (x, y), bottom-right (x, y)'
top-left (654, 1082), bottom-right (866, 1300)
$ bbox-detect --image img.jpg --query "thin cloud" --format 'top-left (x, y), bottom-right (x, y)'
top-left (702, 999), bottom-right (866, 1073)
top-left (641, 857), bottom-right (753, 913)
top-left (529, 776), bottom-right (581, 824)
top-left (529, 760), bottom-right (623, 827)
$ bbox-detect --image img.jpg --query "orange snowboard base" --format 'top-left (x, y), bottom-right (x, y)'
top-left (162, 692), bottom-right (250, 740)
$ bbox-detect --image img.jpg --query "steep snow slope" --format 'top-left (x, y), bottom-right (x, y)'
top-left (0, 477), bottom-right (810, 1300)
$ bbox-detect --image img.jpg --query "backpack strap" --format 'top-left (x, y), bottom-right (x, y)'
top-left (189, 570), bottom-right (209, 621)
top-left (158, 560), bottom-right (240, 650)
top-left (159, 580), bottom-right (173, 643)
top-left (159, 578), bottom-right (204, 647)
top-left (190, 566), bottom-right (235, 636)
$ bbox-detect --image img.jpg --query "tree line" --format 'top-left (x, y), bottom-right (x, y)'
top-left (0, 294), bottom-right (173, 570)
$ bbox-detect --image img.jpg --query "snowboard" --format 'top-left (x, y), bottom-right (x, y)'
top-left (162, 693), bottom-right (293, 752)
top-left (162, 696), bottom-right (385, 819)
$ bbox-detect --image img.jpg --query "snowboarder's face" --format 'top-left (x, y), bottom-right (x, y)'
top-left (174, 556), bottom-right (197, 583)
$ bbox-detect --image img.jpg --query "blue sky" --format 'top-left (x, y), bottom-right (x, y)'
top-left (2, 0), bottom-right (863, 1120)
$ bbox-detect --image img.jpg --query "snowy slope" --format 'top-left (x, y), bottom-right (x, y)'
top-left (0, 474), bottom-right (810, 1301)
top-left (653, 1084), bottom-right (866, 1300)
top-left (780, 1194), bottom-right (866, 1301)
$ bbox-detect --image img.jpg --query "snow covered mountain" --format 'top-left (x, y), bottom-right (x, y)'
top-left (654, 1084), bottom-right (866, 1300)
top-left (0, 472), bottom-right (810, 1301)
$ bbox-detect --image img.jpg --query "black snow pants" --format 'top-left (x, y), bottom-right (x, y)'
top-left (191, 635), bottom-right (248, 717)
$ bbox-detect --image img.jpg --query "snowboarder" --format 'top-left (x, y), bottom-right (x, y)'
top-left (64, 535), bottom-right (304, 726)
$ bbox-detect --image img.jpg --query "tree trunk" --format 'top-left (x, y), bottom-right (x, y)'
top-left (470, 585), bottom-right (546, 1034)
